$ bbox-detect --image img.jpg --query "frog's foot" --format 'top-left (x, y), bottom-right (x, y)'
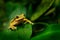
top-left (8, 26), bottom-right (17, 31)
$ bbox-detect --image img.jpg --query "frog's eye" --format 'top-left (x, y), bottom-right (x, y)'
top-left (16, 16), bottom-right (19, 18)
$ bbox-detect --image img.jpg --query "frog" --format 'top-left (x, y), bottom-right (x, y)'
top-left (8, 13), bottom-right (34, 30)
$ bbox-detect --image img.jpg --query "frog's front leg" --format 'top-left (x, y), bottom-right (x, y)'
top-left (23, 19), bottom-right (34, 25)
top-left (9, 20), bottom-right (17, 30)
top-left (9, 26), bottom-right (17, 30)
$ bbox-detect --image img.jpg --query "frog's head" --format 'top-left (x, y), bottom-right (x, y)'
top-left (16, 13), bottom-right (25, 20)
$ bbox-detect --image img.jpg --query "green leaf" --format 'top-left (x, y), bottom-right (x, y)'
top-left (6, 2), bottom-right (16, 15)
top-left (6, 2), bottom-right (26, 16)
top-left (45, 8), bottom-right (55, 16)
top-left (55, 0), bottom-right (60, 7)
top-left (27, 4), bottom-right (32, 19)
top-left (17, 24), bottom-right (32, 40)
top-left (2, 24), bottom-right (32, 40)
top-left (31, 24), bottom-right (60, 40)
top-left (30, 0), bottom-right (54, 21)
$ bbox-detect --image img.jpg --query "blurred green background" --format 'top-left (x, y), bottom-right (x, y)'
top-left (0, 0), bottom-right (60, 40)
